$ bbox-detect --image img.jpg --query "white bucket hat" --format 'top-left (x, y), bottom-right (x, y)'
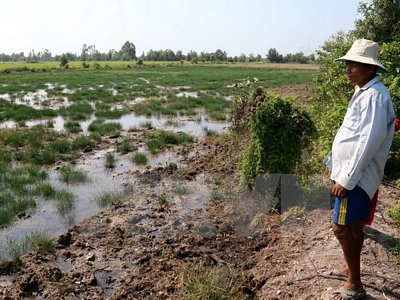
top-left (334, 38), bottom-right (388, 73)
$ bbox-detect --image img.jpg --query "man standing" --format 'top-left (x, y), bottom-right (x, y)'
top-left (324, 39), bottom-right (395, 299)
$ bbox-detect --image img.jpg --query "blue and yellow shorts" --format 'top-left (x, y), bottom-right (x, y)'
top-left (333, 185), bottom-right (371, 225)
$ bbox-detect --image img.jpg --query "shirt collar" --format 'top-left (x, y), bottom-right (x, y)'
top-left (358, 75), bottom-right (381, 91)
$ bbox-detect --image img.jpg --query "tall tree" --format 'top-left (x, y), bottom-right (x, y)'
top-left (266, 48), bottom-right (283, 63)
top-left (352, 0), bottom-right (400, 43)
top-left (119, 41), bottom-right (136, 60)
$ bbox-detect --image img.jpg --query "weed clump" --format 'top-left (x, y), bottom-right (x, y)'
top-left (180, 263), bottom-right (247, 300)
top-left (146, 130), bottom-right (193, 154)
top-left (59, 165), bottom-right (89, 184)
top-left (132, 152), bottom-right (148, 165)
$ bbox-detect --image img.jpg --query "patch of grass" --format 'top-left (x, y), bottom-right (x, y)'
top-left (31, 149), bottom-right (57, 165)
top-left (65, 120), bottom-right (82, 133)
top-left (88, 120), bottom-right (122, 137)
top-left (0, 101), bottom-right (57, 122)
top-left (211, 189), bottom-right (223, 201)
top-left (146, 130), bottom-right (194, 154)
top-left (49, 139), bottom-right (71, 154)
top-left (117, 139), bottom-right (134, 154)
top-left (180, 262), bottom-right (248, 300)
top-left (105, 152), bottom-right (116, 168)
top-left (95, 109), bottom-right (126, 119)
top-left (33, 183), bottom-right (57, 198)
top-left (389, 237), bottom-right (400, 262)
top-left (156, 192), bottom-right (168, 205)
top-left (0, 164), bottom-right (53, 227)
top-left (132, 152), bottom-right (148, 165)
top-left (174, 182), bottom-right (190, 195)
top-left (388, 203), bottom-right (400, 226)
top-left (132, 99), bottom-right (164, 117)
top-left (71, 135), bottom-right (94, 150)
top-left (96, 184), bottom-right (134, 207)
top-left (54, 190), bottom-right (75, 216)
top-left (59, 165), bottom-right (89, 184)
top-left (139, 121), bottom-right (153, 129)
top-left (208, 111), bottom-right (227, 121)
top-left (58, 102), bottom-right (94, 121)
top-left (4, 231), bottom-right (54, 262)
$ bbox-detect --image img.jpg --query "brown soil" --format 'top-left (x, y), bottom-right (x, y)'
top-left (0, 133), bottom-right (400, 300)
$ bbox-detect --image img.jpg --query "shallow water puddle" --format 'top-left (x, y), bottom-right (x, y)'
top-left (0, 90), bottom-right (71, 110)
top-left (0, 146), bottom-right (191, 259)
top-left (176, 91), bottom-right (198, 98)
top-left (107, 111), bottom-right (227, 136)
top-left (0, 111), bottom-right (227, 137)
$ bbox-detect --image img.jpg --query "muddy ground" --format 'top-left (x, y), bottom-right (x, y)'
top-left (0, 129), bottom-right (400, 299)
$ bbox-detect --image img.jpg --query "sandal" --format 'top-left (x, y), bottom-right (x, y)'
top-left (331, 287), bottom-right (366, 300)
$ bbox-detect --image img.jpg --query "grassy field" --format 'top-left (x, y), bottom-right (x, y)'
top-left (0, 60), bottom-right (318, 71)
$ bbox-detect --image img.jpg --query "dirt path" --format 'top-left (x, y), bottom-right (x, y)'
top-left (0, 135), bottom-right (399, 300)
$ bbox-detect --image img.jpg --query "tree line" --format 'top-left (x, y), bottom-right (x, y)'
top-left (0, 40), bottom-right (315, 64)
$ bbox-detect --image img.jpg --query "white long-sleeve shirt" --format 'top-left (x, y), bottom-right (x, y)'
top-left (324, 76), bottom-right (395, 199)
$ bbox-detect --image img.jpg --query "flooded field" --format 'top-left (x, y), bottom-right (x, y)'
top-left (0, 63), bottom-right (315, 261)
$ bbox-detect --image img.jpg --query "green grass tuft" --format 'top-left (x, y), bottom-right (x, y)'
top-left (59, 166), bottom-right (89, 184)
top-left (88, 120), bottom-right (122, 137)
top-left (105, 152), bottom-right (117, 168)
top-left (132, 152), bottom-right (148, 165)
top-left (3, 231), bottom-right (54, 262)
top-left (96, 184), bottom-right (134, 207)
top-left (146, 130), bottom-right (193, 154)
top-left (54, 190), bottom-right (75, 216)
top-left (117, 139), bottom-right (134, 154)
top-left (388, 203), bottom-right (400, 226)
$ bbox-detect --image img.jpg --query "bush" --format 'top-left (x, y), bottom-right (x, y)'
top-left (232, 84), bottom-right (315, 184)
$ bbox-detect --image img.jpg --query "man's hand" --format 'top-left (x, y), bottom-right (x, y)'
top-left (331, 182), bottom-right (348, 198)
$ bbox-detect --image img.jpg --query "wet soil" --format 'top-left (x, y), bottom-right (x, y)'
top-left (0, 132), bottom-right (399, 300)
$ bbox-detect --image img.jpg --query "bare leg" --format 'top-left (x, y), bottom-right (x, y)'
top-left (332, 222), bottom-right (364, 299)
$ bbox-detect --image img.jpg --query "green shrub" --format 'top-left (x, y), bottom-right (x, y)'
top-left (233, 85), bottom-right (315, 184)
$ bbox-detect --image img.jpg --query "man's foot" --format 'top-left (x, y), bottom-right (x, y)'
top-left (331, 287), bottom-right (366, 300)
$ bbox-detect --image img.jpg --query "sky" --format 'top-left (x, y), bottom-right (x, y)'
top-left (0, 0), bottom-right (362, 57)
